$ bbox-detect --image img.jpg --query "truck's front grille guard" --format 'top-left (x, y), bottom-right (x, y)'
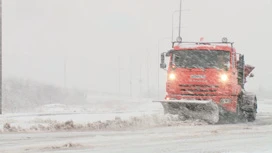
top-left (179, 84), bottom-right (219, 88)
top-left (179, 84), bottom-right (219, 95)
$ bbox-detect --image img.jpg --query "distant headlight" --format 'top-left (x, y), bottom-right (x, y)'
top-left (169, 73), bottom-right (176, 80)
top-left (220, 74), bottom-right (228, 82)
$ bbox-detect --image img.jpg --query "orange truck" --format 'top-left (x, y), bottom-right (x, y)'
top-left (155, 38), bottom-right (257, 124)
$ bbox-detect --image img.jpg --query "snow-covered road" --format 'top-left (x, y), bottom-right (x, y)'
top-left (1, 100), bottom-right (272, 153)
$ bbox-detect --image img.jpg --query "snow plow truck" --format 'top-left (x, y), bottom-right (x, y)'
top-left (154, 38), bottom-right (257, 124)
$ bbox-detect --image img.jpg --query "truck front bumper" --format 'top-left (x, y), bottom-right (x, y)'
top-left (161, 95), bottom-right (238, 113)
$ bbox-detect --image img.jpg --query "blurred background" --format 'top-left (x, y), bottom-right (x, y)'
top-left (2, 0), bottom-right (272, 112)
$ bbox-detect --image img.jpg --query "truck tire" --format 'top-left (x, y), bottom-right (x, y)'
top-left (246, 100), bottom-right (257, 122)
top-left (237, 93), bottom-right (257, 122)
top-left (246, 111), bottom-right (256, 122)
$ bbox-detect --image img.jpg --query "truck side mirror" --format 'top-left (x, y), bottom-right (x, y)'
top-left (160, 63), bottom-right (166, 69)
top-left (166, 50), bottom-right (172, 57)
top-left (160, 53), bottom-right (167, 69)
top-left (249, 73), bottom-right (254, 78)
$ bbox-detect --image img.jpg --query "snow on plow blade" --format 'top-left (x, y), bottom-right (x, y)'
top-left (153, 99), bottom-right (219, 124)
top-left (153, 99), bottom-right (212, 104)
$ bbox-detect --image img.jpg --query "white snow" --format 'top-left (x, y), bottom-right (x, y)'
top-left (0, 99), bottom-right (272, 153)
top-left (0, 98), bottom-right (164, 132)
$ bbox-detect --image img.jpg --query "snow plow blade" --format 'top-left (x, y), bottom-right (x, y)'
top-left (153, 99), bottom-right (219, 124)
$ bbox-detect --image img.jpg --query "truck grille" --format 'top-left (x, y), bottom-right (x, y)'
top-left (179, 84), bottom-right (219, 95)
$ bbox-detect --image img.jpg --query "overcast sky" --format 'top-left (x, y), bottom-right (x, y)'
top-left (3, 0), bottom-right (272, 97)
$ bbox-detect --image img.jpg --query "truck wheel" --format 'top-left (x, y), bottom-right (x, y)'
top-left (247, 112), bottom-right (256, 122)
top-left (246, 99), bottom-right (257, 122)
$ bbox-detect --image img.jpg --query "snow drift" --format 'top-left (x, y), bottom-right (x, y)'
top-left (1, 114), bottom-right (208, 133)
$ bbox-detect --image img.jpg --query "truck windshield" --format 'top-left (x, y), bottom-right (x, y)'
top-left (172, 50), bottom-right (230, 69)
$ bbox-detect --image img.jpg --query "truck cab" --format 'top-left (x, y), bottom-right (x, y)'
top-left (160, 38), bottom-right (254, 114)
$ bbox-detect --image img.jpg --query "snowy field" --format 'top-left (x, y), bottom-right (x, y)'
top-left (0, 99), bottom-right (272, 153)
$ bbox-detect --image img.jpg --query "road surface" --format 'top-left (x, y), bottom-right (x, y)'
top-left (0, 100), bottom-right (272, 153)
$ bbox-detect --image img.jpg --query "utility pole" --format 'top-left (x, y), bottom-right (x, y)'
top-left (146, 49), bottom-right (150, 98)
top-left (0, 0), bottom-right (2, 115)
top-left (172, 1), bottom-right (190, 42)
top-left (157, 42), bottom-right (160, 99)
top-left (118, 56), bottom-right (121, 96)
top-left (139, 64), bottom-right (142, 97)
top-left (172, 10), bottom-right (180, 42)
top-left (178, 0), bottom-right (182, 38)
top-left (129, 56), bottom-right (132, 97)
top-left (64, 56), bottom-right (67, 89)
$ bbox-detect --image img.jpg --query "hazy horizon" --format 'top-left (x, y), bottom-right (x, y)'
top-left (3, 0), bottom-right (272, 97)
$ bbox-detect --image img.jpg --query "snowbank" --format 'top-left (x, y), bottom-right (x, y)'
top-left (0, 114), bottom-right (208, 133)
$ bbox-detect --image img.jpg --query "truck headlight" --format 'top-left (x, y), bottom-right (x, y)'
top-left (169, 73), bottom-right (176, 80)
top-left (220, 74), bottom-right (228, 82)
